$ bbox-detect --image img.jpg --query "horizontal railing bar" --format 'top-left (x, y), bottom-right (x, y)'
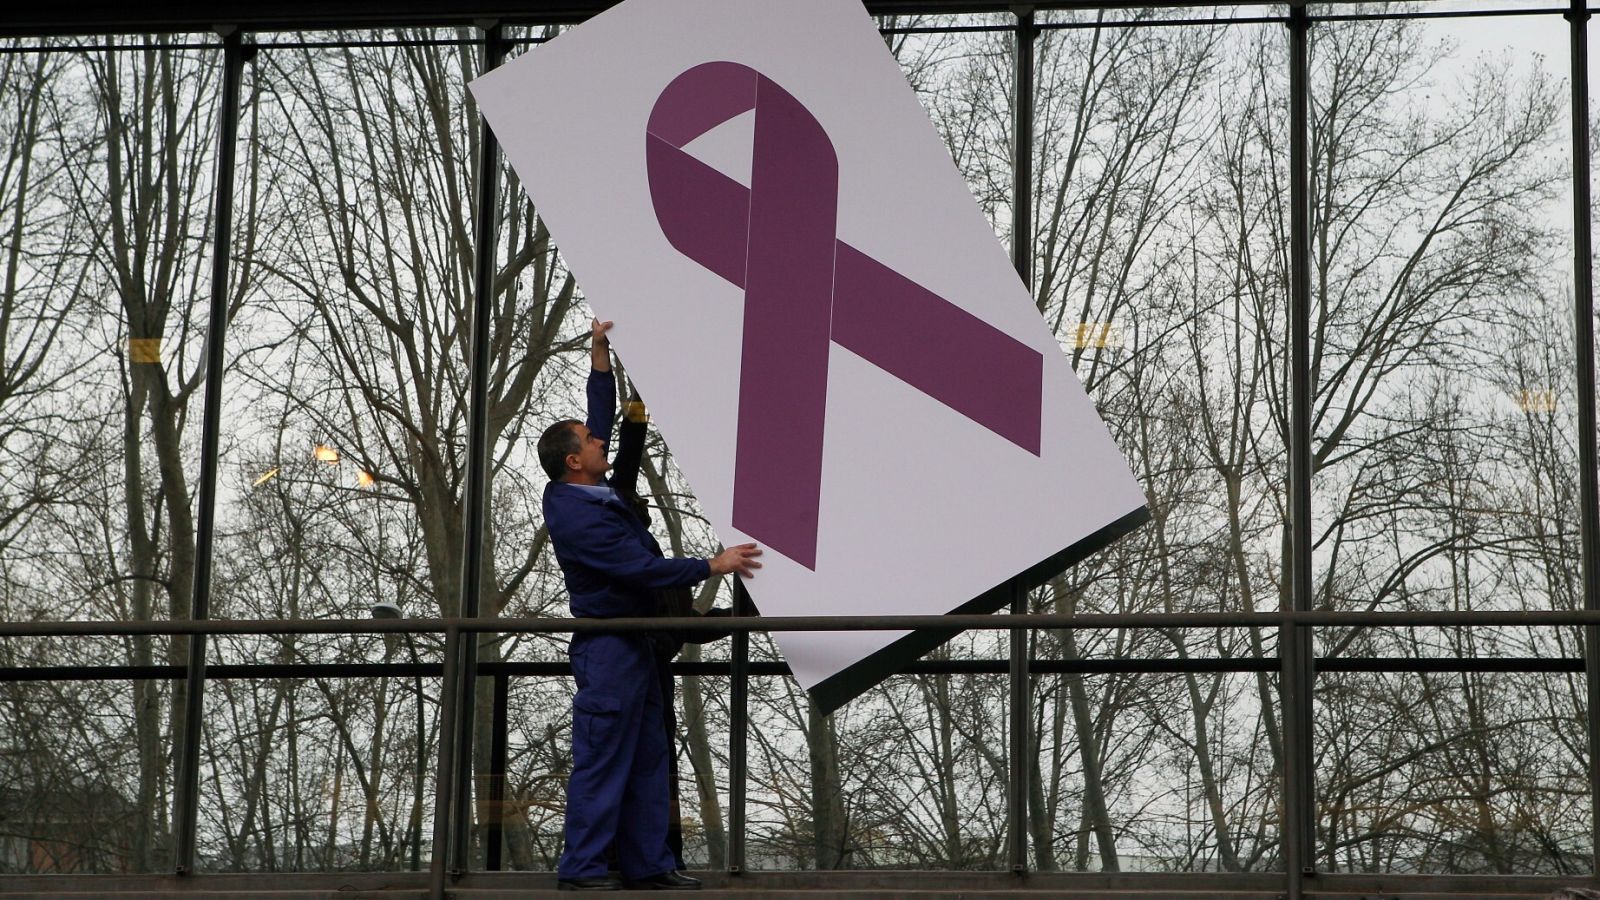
top-left (1040, 14), bottom-right (1288, 27)
top-left (4, 608), bottom-right (1600, 637)
top-left (0, 1), bottom-right (1287, 40)
top-left (252, 37), bottom-right (482, 48)
top-left (1311, 5), bottom-right (1570, 22)
top-left (0, 656), bottom-right (1582, 682)
top-left (877, 23), bottom-right (1017, 33)
top-left (0, 41), bottom-right (225, 53)
top-left (2, 1), bottom-right (1589, 39)
top-left (7, 7), bottom-right (1560, 56)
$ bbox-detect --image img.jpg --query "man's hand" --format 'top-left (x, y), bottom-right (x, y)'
top-left (708, 543), bottom-right (763, 578)
top-left (591, 318), bottom-right (613, 372)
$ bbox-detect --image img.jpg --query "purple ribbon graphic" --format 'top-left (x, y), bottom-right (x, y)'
top-left (646, 61), bottom-right (1044, 570)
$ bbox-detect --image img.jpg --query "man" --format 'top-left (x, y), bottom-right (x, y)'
top-left (541, 319), bottom-right (760, 891)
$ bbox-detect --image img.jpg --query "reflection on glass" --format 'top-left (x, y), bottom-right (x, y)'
top-left (0, 39), bottom-right (219, 631)
top-left (1033, 673), bottom-right (1280, 872)
top-left (0, 3), bottom-right (1591, 887)
top-left (1306, 12), bottom-right (1579, 647)
top-left (1317, 673), bottom-right (1588, 874)
top-left (195, 676), bottom-right (440, 872)
top-left (0, 663), bottom-right (175, 873)
top-left (744, 672), bottom-right (1009, 870)
top-left (0, 37), bottom-right (220, 874)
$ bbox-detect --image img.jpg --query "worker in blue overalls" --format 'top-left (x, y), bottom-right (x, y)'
top-left (541, 319), bottom-right (761, 892)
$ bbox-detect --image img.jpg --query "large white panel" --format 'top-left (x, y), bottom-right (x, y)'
top-left (471, 0), bottom-right (1146, 697)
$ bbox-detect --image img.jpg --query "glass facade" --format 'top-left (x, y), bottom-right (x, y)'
top-left (2, 3), bottom-right (1599, 895)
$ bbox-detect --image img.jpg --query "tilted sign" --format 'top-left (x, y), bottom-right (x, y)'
top-left (472, 0), bottom-right (1148, 712)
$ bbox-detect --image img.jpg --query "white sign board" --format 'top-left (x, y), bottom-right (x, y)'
top-left (472, 0), bottom-right (1147, 710)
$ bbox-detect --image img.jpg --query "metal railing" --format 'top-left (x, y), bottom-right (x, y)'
top-left (5, 608), bottom-right (1600, 897)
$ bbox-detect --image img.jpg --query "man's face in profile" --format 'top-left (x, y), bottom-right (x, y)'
top-left (567, 423), bottom-right (611, 481)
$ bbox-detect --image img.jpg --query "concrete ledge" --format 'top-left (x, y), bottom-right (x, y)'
top-left (0, 870), bottom-right (1593, 898)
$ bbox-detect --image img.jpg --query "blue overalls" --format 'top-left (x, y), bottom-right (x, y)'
top-left (546, 370), bottom-right (710, 881)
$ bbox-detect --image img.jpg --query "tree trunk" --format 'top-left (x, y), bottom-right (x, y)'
top-left (679, 643), bottom-right (725, 868)
top-left (806, 700), bottom-right (848, 869)
top-left (1061, 630), bottom-right (1118, 872)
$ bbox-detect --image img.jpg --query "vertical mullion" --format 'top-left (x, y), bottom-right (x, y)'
top-left (411, 640), bottom-right (426, 872)
top-left (1283, 2), bottom-right (1315, 898)
top-left (1567, 0), bottom-right (1600, 868)
top-left (486, 671), bottom-right (510, 870)
top-left (1008, 6), bottom-right (1036, 877)
top-left (1006, 582), bottom-right (1031, 874)
top-left (430, 626), bottom-right (464, 900)
top-left (172, 26), bottom-right (246, 876)
top-left (729, 578), bottom-right (751, 874)
top-left (447, 20), bottom-right (506, 878)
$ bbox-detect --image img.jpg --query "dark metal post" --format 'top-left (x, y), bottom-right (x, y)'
top-left (728, 578), bottom-right (751, 874)
top-left (172, 27), bottom-right (247, 876)
top-left (1567, 0), bottom-right (1600, 866)
top-left (412, 639), bottom-right (426, 872)
top-left (1008, 6), bottom-right (1036, 876)
top-left (486, 672), bottom-right (509, 870)
top-left (1007, 581), bottom-right (1031, 874)
top-left (1012, 6), bottom-right (1036, 290)
top-left (446, 21), bottom-right (506, 877)
top-left (430, 627), bottom-right (463, 900)
top-left (1282, 3), bottom-right (1315, 897)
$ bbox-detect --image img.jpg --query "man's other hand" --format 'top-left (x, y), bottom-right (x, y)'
top-left (709, 543), bottom-right (763, 578)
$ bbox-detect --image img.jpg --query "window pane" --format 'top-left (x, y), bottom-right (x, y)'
top-left (882, 13), bottom-right (1016, 236)
top-left (744, 672), bottom-right (1010, 870)
top-left (195, 669), bottom-right (442, 872)
top-left (0, 35), bottom-right (219, 874)
top-left (495, 674), bottom-right (575, 871)
top-left (1033, 671), bottom-right (1281, 872)
top-left (1306, 13), bottom-right (1579, 635)
top-left (219, 30), bottom-right (473, 623)
top-left (0, 39), bottom-right (219, 625)
top-left (0, 678), bottom-right (175, 873)
top-left (1033, 14), bottom-right (1291, 618)
top-left (1317, 672), bottom-right (1588, 873)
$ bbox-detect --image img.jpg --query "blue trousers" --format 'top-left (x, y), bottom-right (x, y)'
top-left (557, 634), bottom-right (676, 881)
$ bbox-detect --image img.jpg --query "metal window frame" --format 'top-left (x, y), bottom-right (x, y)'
top-left (0, 3), bottom-right (1597, 899)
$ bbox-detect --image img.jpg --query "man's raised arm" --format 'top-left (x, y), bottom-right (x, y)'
top-left (585, 318), bottom-right (616, 446)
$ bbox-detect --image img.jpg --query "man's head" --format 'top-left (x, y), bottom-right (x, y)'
top-left (538, 419), bottom-right (610, 484)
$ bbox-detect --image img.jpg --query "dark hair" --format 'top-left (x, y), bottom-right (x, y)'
top-left (1547, 891), bottom-right (1600, 900)
top-left (538, 419), bottom-right (583, 482)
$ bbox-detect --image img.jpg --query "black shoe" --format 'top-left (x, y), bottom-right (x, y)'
top-left (623, 870), bottom-right (702, 890)
top-left (557, 875), bottom-right (623, 891)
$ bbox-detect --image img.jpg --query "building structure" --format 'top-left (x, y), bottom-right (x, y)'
top-left (2, 1), bottom-right (1600, 897)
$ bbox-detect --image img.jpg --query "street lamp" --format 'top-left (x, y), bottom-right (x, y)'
top-left (371, 601), bottom-right (425, 871)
